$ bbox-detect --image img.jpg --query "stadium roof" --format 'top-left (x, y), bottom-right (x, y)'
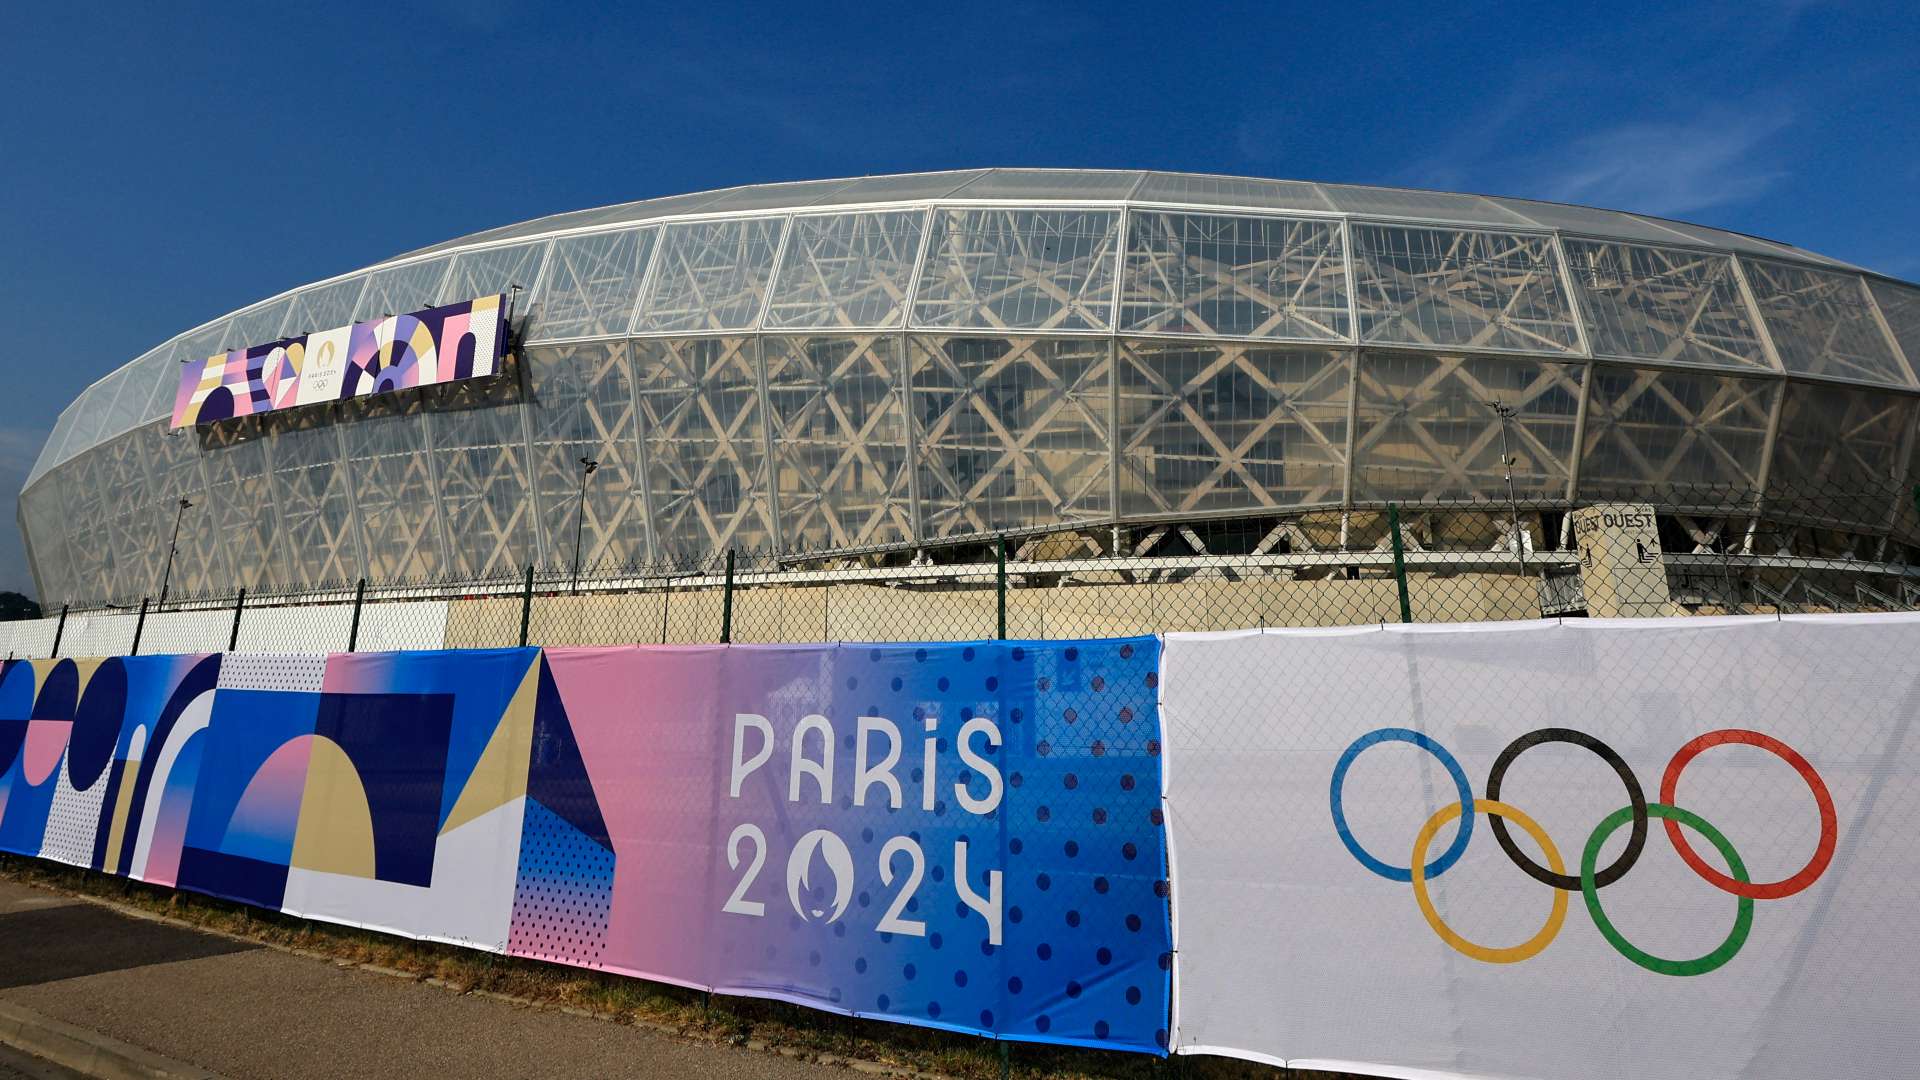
top-left (388, 168), bottom-right (1862, 270)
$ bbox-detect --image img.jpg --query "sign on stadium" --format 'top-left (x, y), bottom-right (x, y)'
top-left (170, 292), bottom-right (508, 427)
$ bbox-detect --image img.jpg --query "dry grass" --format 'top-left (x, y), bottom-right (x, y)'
top-left (0, 856), bottom-right (1365, 1080)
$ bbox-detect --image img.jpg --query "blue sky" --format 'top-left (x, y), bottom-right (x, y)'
top-left (1, 0), bottom-right (1915, 596)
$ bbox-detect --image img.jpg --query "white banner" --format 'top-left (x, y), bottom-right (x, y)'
top-left (1161, 615), bottom-right (1920, 1080)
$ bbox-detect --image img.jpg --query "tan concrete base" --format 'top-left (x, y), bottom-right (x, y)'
top-left (445, 571), bottom-right (1547, 647)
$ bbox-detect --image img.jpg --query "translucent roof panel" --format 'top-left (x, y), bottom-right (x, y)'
top-left (1767, 383), bottom-right (1916, 523)
top-left (1116, 340), bottom-right (1351, 514)
top-left (1579, 365), bottom-right (1774, 493)
top-left (945, 169), bottom-right (1144, 201)
top-left (1652, 219), bottom-right (1857, 270)
top-left (1866, 279), bottom-right (1920, 378)
top-left (1118, 210), bottom-right (1351, 341)
top-left (224, 295), bottom-right (294, 351)
top-left (138, 347), bottom-right (189, 426)
top-left (1491, 198), bottom-right (1701, 246)
top-left (799, 170), bottom-right (988, 206)
top-left (1562, 239), bottom-right (1771, 370)
top-left (438, 239), bottom-right (549, 306)
top-left (763, 210), bottom-right (927, 330)
top-left (58, 372), bottom-right (125, 460)
top-left (1742, 258), bottom-right (1913, 387)
top-left (554, 189), bottom-right (730, 232)
top-left (1351, 351), bottom-right (1582, 502)
top-left (1349, 223), bottom-right (1583, 354)
top-left (25, 401), bottom-right (83, 487)
top-left (636, 216), bottom-right (786, 333)
top-left (911, 207), bottom-right (1122, 332)
top-left (691, 178), bottom-right (863, 214)
top-left (1132, 172), bottom-right (1334, 213)
top-left (383, 189), bottom-right (725, 263)
top-left (98, 348), bottom-right (175, 437)
top-left (1321, 185), bottom-right (1534, 226)
top-left (525, 227), bottom-right (656, 342)
top-left (170, 317), bottom-right (236, 369)
top-left (282, 274), bottom-right (368, 337)
top-left (354, 256), bottom-right (453, 322)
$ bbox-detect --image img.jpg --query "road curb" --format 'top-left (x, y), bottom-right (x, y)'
top-left (0, 1001), bottom-right (228, 1080)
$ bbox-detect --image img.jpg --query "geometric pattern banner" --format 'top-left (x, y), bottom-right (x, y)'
top-left (525, 640), bottom-right (1170, 1052)
top-left (1159, 615), bottom-right (1920, 1080)
top-left (172, 294), bottom-right (507, 428)
top-left (0, 638), bottom-right (1170, 1056)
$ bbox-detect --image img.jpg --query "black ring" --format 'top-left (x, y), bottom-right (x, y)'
top-left (1485, 728), bottom-right (1647, 891)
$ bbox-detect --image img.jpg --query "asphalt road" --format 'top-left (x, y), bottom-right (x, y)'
top-left (0, 876), bottom-right (842, 1080)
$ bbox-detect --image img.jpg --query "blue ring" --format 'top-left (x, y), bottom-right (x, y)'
top-left (1330, 727), bottom-right (1474, 882)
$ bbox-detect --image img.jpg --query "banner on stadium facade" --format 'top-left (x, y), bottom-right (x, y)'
top-left (0, 639), bottom-right (1170, 1055)
top-left (170, 293), bottom-right (507, 428)
top-left (1159, 615), bottom-right (1920, 1080)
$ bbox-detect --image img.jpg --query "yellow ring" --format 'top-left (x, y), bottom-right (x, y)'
top-left (1411, 798), bottom-right (1568, 964)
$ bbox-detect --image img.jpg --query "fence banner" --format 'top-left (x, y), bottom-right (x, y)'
top-left (1160, 615), bottom-right (1920, 1080)
top-left (0, 639), bottom-right (1169, 1055)
top-left (526, 640), bottom-right (1170, 1051)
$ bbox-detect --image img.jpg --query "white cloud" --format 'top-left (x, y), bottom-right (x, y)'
top-left (1508, 109), bottom-right (1796, 217)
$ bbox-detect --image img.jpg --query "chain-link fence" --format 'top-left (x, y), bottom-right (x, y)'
top-left (9, 478), bottom-right (1919, 659)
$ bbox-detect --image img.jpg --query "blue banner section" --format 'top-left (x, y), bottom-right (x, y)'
top-left (0, 641), bottom-right (1171, 1056)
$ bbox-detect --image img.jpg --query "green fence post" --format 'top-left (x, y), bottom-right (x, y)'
top-left (518, 564), bottom-right (534, 648)
top-left (1389, 503), bottom-right (1413, 624)
top-left (50, 603), bottom-right (67, 658)
top-left (721, 549), bottom-right (735, 644)
top-left (346, 578), bottom-right (367, 652)
top-left (131, 596), bottom-right (150, 656)
top-left (996, 535), bottom-right (1008, 640)
top-left (228, 588), bottom-right (246, 652)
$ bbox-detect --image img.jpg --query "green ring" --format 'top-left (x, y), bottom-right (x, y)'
top-left (1582, 803), bottom-right (1754, 977)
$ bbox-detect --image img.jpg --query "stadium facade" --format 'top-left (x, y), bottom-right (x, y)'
top-left (19, 169), bottom-right (1920, 610)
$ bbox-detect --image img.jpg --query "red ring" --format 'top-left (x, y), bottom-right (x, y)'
top-left (1660, 729), bottom-right (1837, 900)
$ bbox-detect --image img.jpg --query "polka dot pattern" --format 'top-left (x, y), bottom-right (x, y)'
top-left (508, 798), bottom-right (615, 966)
top-left (706, 637), bottom-right (1170, 1055)
top-left (216, 653), bottom-right (325, 693)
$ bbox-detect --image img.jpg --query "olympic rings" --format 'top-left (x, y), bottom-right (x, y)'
top-left (1583, 804), bottom-right (1753, 976)
top-left (1487, 728), bottom-right (1646, 891)
top-left (1413, 800), bottom-right (1567, 964)
top-left (1330, 725), bottom-right (1836, 975)
top-left (1330, 727), bottom-right (1475, 882)
top-left (1660, 729), bottom-right (1837, 900)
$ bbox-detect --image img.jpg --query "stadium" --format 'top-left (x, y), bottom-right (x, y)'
top-left (18, 169), bottom-right (1920, 623)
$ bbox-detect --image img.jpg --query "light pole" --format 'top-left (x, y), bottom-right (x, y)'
top-left (1485, 400), bottom-right (1527, 573)
top-left (158, 497), bottom-right (193, 609)
top-left (571, 457), bottom-right (599, 593)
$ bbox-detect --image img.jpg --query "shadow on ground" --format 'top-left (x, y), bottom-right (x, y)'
top-left (0, 900), bottom-right (258, 989)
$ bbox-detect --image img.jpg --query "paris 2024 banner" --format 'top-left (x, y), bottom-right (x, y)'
top-left (1160, 615), bottom-right (1920, 1080)
top-left (0, 640), bottom-right (1171, 1055)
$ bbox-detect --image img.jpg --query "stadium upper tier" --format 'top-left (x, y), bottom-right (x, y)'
top-left (20, 169), bottom-right (1920, 607)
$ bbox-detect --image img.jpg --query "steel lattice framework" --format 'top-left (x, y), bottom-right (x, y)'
top-left (20, 170), bottom-right (1920, 608)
